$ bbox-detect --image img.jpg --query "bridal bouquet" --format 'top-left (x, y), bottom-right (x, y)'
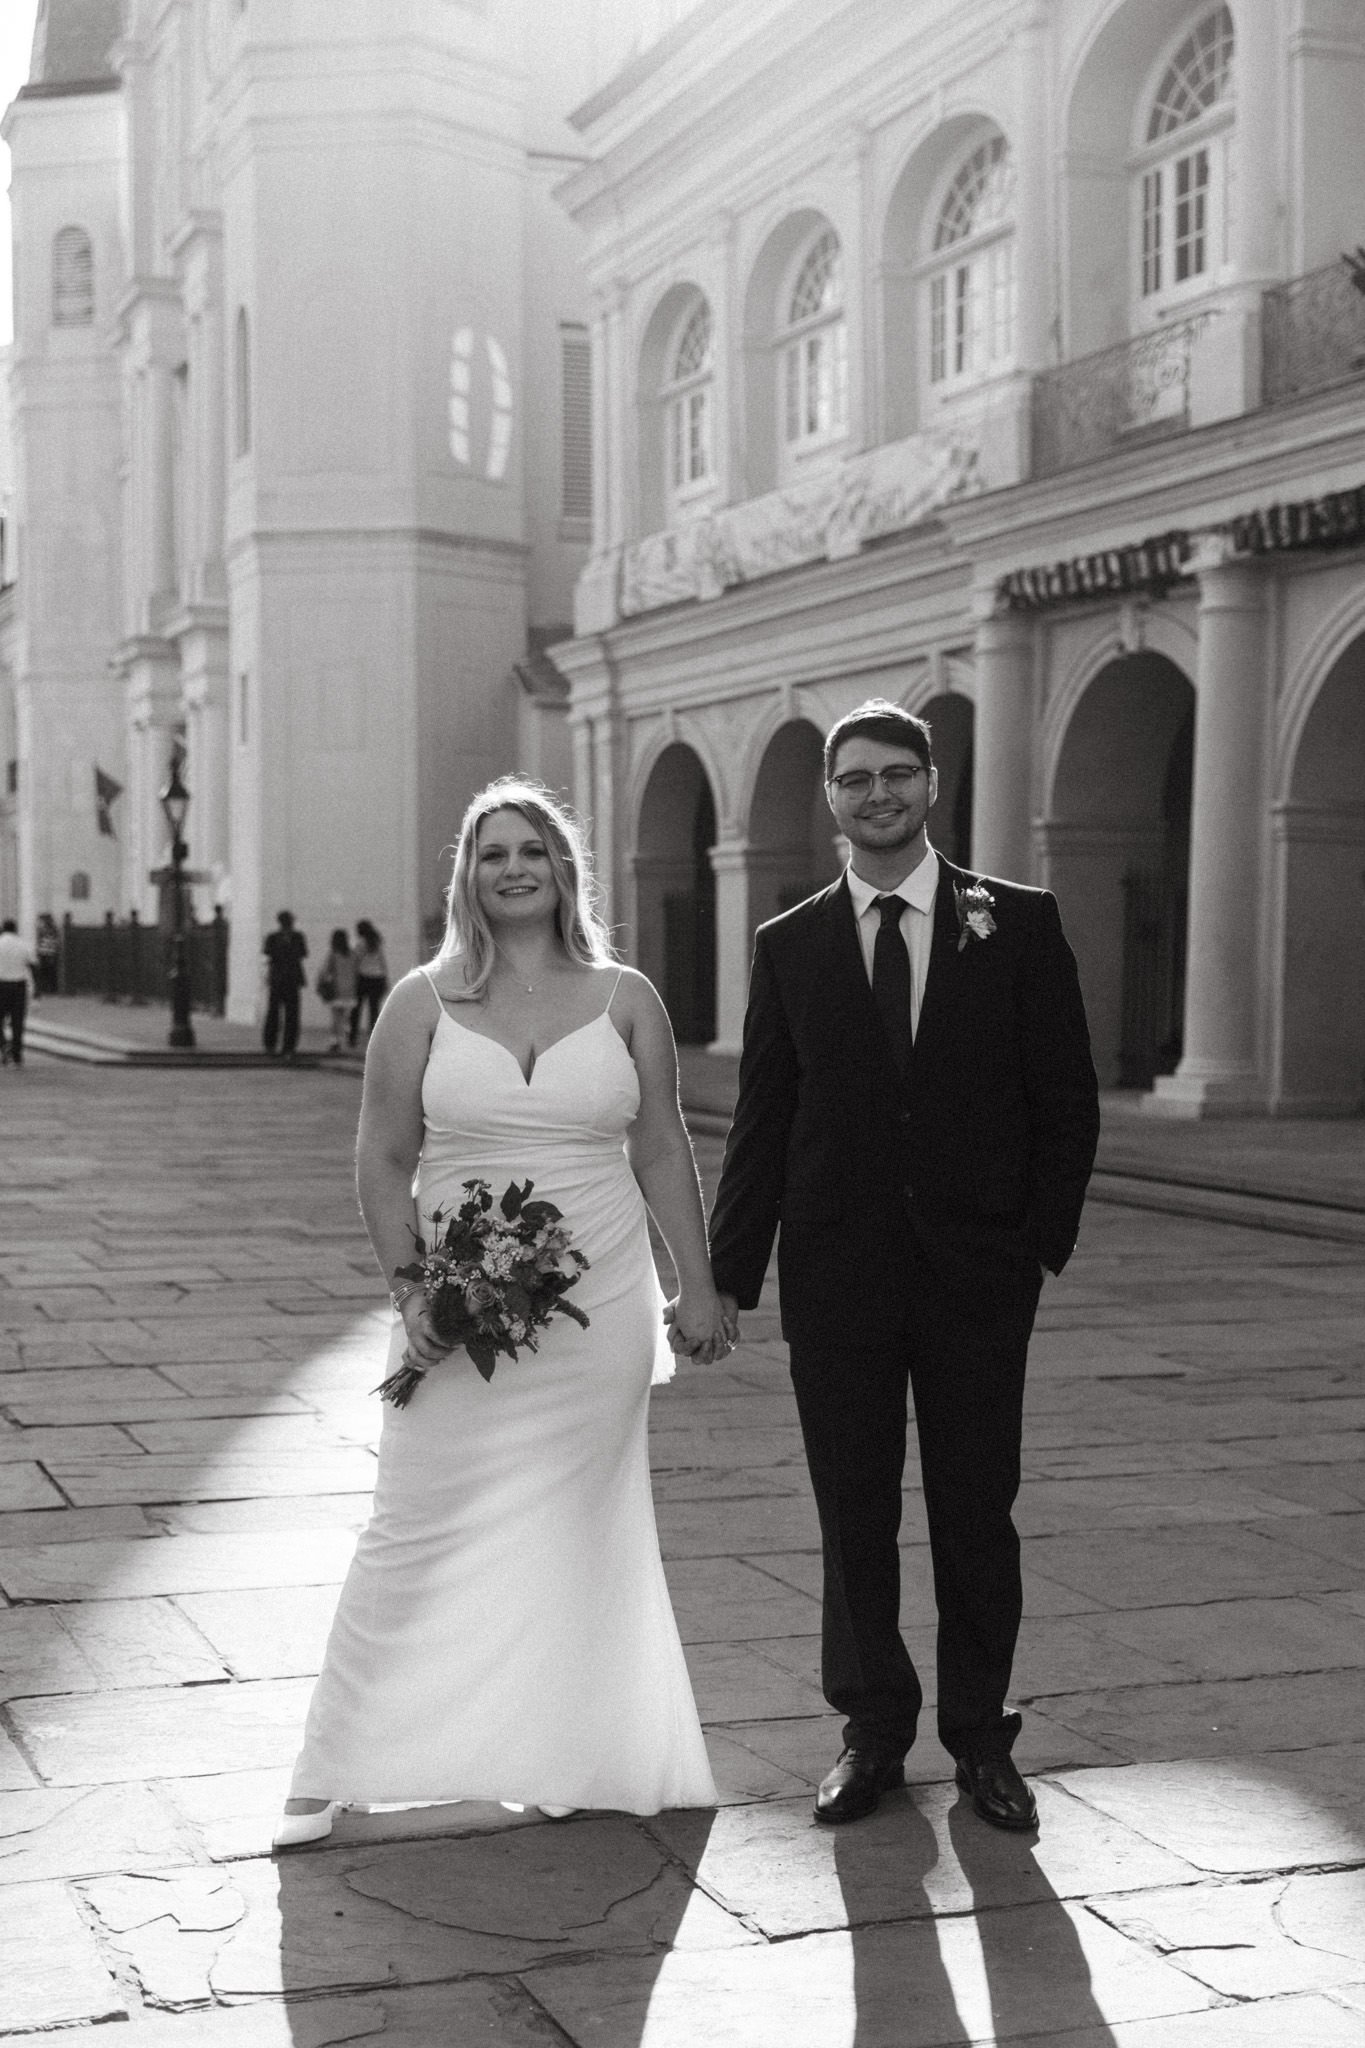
top-left (375, 1177), bottom-right (590, 1407)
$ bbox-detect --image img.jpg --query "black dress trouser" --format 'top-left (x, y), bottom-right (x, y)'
top-left (263, 986), bottom-right (301, 1055)
top-left (787, 1244), bottom-right (1041, 1762)
top-left (0, 982), bottom-right (26, 1061)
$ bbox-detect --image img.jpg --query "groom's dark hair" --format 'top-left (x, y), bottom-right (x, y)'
top-left (824, 700), bottom-right (933, 782)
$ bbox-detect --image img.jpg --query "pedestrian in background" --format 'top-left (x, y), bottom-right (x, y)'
top-left (317, 928), bottom-right (358, 1054)
top-left (349, 919), bottom-right (389, 1046)
top-left (34, 914), bottom-right (60, 996)
top-left (0, 920), bottom-right (36, 1067)
top-left (262, 910), bottom-right (308, 1058)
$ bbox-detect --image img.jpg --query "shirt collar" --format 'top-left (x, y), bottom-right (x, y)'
top-left (846, 846), bottom-right (939, 918)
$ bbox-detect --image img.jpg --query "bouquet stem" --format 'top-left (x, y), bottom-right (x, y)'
top-left (373, 1355), bottom-right (428, 1409)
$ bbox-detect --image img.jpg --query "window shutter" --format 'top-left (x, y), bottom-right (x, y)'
top-left (560, 326), bottom-right (592, 524)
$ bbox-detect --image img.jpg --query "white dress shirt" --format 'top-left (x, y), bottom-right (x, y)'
top-left (0, 932), bottom-right (34, 983)
top-left (845, 848), bottom-right (939, 1040)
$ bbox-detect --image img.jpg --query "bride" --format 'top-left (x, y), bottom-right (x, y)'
top-left (275, 778), bottom-right (727, 1848)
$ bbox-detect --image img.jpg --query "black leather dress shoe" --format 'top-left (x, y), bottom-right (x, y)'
top-left (814, 1747), bottom-right (906, 1825)
top-left (954, 1753), bottom-right (1038, 1831)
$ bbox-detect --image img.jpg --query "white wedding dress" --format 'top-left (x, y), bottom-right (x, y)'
top-left (288, 969), bottom-right (717, 1814)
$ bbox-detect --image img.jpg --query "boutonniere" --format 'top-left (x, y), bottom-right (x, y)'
top-left (953, 880), bottom-right (996, 952)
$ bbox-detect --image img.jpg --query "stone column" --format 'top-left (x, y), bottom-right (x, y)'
top-left (1231, 0), bottom-right (1282, 286)
top-left (707, 208), bottom-right (737, 506)
top-left (124, 656), bottom-right (182, 918)
top-left (833, 121), bottom-right (870, 451)
top-left (590, 703), bottom-right (620, 936)
top-left (147, 357), bottom-right (179, 611)
top-left (1010, 6), bottom-right (1051, 373)
top-left (1189, 0), bottom-right (1281, 423)
top-left (1149, 542), bottom-right (1269, 1115)
top-left (708, 837), bottom-right (752, 1055)
top-left (970, 595), bottom-right (1035, 883)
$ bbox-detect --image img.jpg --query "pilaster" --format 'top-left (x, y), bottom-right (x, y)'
top-left (969, 593), bottom-right (1036, 883)
top-left (707, 836), bottom-right (751, 1054)
top-left (1148, 538), bottom-right (1271, 1115)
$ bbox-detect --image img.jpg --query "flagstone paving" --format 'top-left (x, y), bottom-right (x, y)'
top-left (0, 1058), bottom-right (1363, 2042)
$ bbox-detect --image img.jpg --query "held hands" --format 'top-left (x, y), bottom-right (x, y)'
top-left (663, 1288), bottom-right (740, 1365)
top-left (398, 1291), bottom-right (452, 1370)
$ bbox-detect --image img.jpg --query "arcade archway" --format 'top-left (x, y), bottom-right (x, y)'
top-left (1277, 630), bottom-right (1365, 1112)
top-left (1045, 652), bottom-right (1194, 1089)
top-left (746, 719), bottom-right (841, 934)
top-left (919, 690), bottom-right (974, 868)
top-left (633, 743), bottom-right (717, 1045)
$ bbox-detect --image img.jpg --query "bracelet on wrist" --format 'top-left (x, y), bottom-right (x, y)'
top-left (390, 1284), bottom-right (422, 1315)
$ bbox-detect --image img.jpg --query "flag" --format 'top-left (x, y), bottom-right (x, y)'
top-left (95, 766), bottom-right (122, 837)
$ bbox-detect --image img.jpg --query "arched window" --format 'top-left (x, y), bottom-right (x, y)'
top-left (664, 298), bottom-right (714, 512)
top-left (778, 228), bottom-right (848, 464)
top-left (1136, 6), bottom-right (1234, 309)
top-left (925, 134), bottom-right (1015, 393)
top-left (233, 307), bottom-right (251, 457)
top-left (52, 226), bottom-right (94, 327)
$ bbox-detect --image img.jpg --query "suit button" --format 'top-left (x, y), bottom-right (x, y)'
top-left (899, 1110), bottom-right (912, 1125)
top-left (903, 1183), bottom-right (915, 1205)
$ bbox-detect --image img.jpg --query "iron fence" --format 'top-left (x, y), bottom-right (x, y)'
top-left (1262, 257), bottom-right (1365, 406)
top-left (1031, 318), bottom-right (1208, 479)
top-left (58, 910), bottom-right (229, 1015)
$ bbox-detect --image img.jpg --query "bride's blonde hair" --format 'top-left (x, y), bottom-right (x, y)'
top-left (434, 777), bottom-right (615, 1000)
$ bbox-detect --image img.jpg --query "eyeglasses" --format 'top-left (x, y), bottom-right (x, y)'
top-left (827, 766), bottom-right (927, 798)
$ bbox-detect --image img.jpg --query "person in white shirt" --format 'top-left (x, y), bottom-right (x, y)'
top-left (0, 921), bottom-right (36, 1067)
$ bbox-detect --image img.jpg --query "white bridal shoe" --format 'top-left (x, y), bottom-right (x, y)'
top-left (537, 1804), bottom-right (579, 1820)
top-left (272, 1800), bottom-right (340, 1850)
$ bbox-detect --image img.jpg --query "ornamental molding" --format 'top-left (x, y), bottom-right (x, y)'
top-left (618, 431), bottom-right (984, 619)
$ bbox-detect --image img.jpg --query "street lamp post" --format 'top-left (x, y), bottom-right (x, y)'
top-left (159, 754), bottom-right (197, 1050)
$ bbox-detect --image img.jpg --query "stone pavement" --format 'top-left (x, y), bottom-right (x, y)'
top-left (2, 1058), bottom-right (1365, 2044)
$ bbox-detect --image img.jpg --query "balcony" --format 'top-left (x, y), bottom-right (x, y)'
top-left (1262, 257), bottom-right (1365, 406)
top-left (1031, 317), bottom-right (1217, 481)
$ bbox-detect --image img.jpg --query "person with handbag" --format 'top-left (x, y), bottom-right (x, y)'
top-left (318, 929), bottom-right (359, 1054)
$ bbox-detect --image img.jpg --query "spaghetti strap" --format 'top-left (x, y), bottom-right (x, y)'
top-left (418, 966), bottom-right (445, 1019)
top-left (603, 965), bottom-right (627, 1018)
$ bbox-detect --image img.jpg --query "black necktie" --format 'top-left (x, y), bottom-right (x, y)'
top-left (872, 894), bottom-right (913, 1076)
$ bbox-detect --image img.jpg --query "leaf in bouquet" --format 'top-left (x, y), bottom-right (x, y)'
top-left (468, 1334), bottom-right (499, 1382)
top-left (500, 1178), bottom-right (534, 1220)
top-left (392, 1260), bottom-right (424, 1285)
top-left (555, 1298), bottom-right (591, 1330)
top-left (520, 1199), bottom-right (563, 1229)
top-left (503, 1282), bottom-right (534, 1318)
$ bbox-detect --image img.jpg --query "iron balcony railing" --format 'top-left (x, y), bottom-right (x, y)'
top-left (1262, 256), bottom-right (1365, 406)
top-left (1031, 317), bottom-right (1210, 480)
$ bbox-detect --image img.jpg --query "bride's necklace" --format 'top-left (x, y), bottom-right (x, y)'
top-left (494, 945), bottom-right (543, 997)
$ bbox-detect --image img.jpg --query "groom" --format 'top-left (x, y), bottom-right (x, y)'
top-left (707, 699), bottom-right (1099, 1831)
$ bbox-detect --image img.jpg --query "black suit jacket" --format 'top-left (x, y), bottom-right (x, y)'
top-left (708, 857), bottom-right (1100, 1344)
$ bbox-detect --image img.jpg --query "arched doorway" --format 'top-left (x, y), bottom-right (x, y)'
top-left (1045, 652), bottom-right (1194, 1088)
top-left (1277, 631), bottom-right (1365, 1112)
top-left (747, 720), bottom-right (841, 933)
top-left (633, 744), bottom-right (716, 1045)
top-left (919, 691), bottom-right (974, 867)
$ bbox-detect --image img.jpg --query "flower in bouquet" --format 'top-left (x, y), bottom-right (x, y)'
top-left (375, 1177), bottom-right (590, 1407)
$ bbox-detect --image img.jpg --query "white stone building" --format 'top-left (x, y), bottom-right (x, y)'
top-left (557, 0), bottom-right (1365, 1116)
top-left (0, 0), bottom-right (686, 1013)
